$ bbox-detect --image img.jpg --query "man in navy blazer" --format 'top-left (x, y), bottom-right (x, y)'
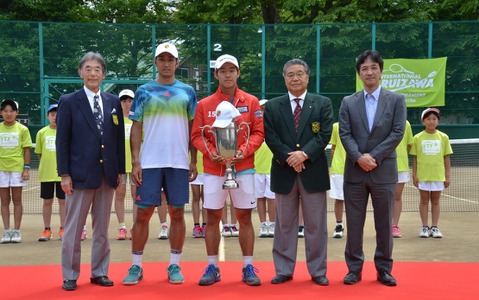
top-left (264, 58), bottom-right (333, 286)
top-left (339, 50), bottom-right (406, 286)
top-left (56, 52), bottom-right (125, 291)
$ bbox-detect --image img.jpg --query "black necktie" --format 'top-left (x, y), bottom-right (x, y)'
top-left (93, 95), bottom-right (103, 135)
top-left (293, 98), bottom-right (302, 132)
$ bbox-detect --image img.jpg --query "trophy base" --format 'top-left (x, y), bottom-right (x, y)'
top-left (222, 180), bottom-right (239, 190)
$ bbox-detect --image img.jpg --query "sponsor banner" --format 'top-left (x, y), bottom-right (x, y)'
top-left (356, 57), bottom-right (447, 107)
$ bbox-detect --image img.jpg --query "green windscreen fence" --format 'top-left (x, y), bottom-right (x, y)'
top-left (1, 20), bottom-right (478, 213)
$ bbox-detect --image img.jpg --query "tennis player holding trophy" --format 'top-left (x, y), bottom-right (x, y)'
top-left (191, 53), bottom-right (265, 286)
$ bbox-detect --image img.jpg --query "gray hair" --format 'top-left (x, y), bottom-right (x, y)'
top-left (78, 51), bottom-right (107, 73)
top-left (282, 58), bottom-right (310, 77)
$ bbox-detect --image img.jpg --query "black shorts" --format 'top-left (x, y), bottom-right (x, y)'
top-left (40, 182), bottom-right (65, 200)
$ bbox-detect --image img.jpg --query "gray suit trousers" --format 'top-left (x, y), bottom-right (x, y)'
top-left (344, 176), bottom-right (395, 273)
top-left (62, 177), bottom-right (114, 280)
top-left (272, 174), bottom-right (328, 277)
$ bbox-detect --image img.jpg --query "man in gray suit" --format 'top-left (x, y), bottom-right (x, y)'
top-left (339, 50), bottom-right (406, 286)
top-left (264, 58), bottom-right (333, 286)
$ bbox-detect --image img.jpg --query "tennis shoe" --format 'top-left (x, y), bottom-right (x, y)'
top-left (242, 264), bottom-right (261, 286)
top-left (192, 226), bottom-right (203, 238)
top-left (199, 264), bottom-right (221, 286)
top-left (221, 226), bottom-right (232, 237)
top-left (117, 227), bottom-right (127, 240)
top-left (167, 264), bottom-right (184, 284)
top-left (419, 226), bottom-right (430, 238)
top-left (392, 225), bottom-right (402, 238)
top-left (158, 224), bottom-right (169, 240)
top-left (81, 227), bottom-right (87, 240)
top-left (123, 265), bottom-right (143, 285)
top-left (430, 227), bottom-right (443, 238)
top-left (268, 223), bottom-right (275, 237)
top-left (298, 225), bottom-right (305, 238)
top-left (259, 223), bottom-right (268, 237)
top-left (10, 230), bottom-right (21, 243)
top-left (333, 224), bottom-right (344, 238)
top-left (230, 225), bottom-right (239, 237)
top-left (1, 230), bottom-right (11, 244)
top-left (38, 229), bottom-right (52, 241)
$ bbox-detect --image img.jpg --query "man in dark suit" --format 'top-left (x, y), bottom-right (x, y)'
top-left (339, 50), bottom-right (406, 286)
top-left (264, 58), bottom-right (333, 286)
top-left (56, 52), bottom-right (125, 291)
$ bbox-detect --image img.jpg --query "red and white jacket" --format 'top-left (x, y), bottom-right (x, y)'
top-left (191, 87), bottom-right (264, 176)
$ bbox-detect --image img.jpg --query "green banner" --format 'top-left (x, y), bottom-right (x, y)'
top-left (356, 57), bottom-right (447, 107)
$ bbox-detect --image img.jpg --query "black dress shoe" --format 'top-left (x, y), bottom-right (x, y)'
top-left (377, 270), bottom-right (397, 286)
top-left (90, 276), bottom-right (114, 287)
top-left (343, 272), bottom-right (362, 285)
top-left (312, 275), bottom-right (329, 286)
top-left (271, 274), bottom-right (293, 284)
top-left (62, 280), bottom-right (77, 291)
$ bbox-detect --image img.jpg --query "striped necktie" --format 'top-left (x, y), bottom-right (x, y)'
top-left (293, 98), bottom-right (302, 132)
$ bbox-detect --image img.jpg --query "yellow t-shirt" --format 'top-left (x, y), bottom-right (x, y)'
top-left (0, 122), bottom-right (32, 172)
top-left (396, 120), bottom-right (413, 172)
top-left (195, 151), bottom-right (204, 174)
top-left (254, 142), bottom-right (273, 174)
top-left (35, 126), bottom-right (61, 182)
top-left (410, 130), bottom-right (453, 182)
top-left (124, 117), bottom-right (132, 173)
top-left (329, 123), bottom-right (346, 175)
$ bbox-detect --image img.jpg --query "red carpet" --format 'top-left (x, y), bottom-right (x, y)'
top-left (1, 261), bottom-right (477, 299)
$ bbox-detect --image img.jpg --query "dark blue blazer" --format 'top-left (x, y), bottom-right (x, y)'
top-left (56, 89), bottom-right (125, 189)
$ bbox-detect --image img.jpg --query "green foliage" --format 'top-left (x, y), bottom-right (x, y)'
top-left (0, 0), bottom-right (478, 124)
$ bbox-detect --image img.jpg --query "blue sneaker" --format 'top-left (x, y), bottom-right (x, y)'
top-left (167, 264), bottom-right (184, 284)
top-left (198, 264), bottom-right (221, 286)
top-left (242, 264), bottom-right (261, 286)
top-left (123, 265), bottom-right (143, 285)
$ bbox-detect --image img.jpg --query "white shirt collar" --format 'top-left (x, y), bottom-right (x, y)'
top-left (363, 86), bottom-right (381, 101)
top-left (288, 91), bottom-right (307, 102)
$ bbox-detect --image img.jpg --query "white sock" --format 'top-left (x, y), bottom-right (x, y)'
top-left (170, 251), bottom-right (181, 265)
top-left (132, 254), bottom-right (142, 267)
top-left (243, 256), bottom-right (253, 267)
top-left (207, 255), bottom-right (219, 266)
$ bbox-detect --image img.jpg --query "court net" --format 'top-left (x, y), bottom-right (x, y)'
top-left (11, 138), bottom-right (479, 214)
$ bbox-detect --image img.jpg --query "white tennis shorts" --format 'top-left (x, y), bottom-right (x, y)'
top-left (329, 174), bottom-right (344, 200)
top-left (418, 181), bottom-right (444, 192)
top-left (203, 173), bottom-right (256, 209)
top-left (397, 171), bottom-right (410, 184)
top-left (254, 174), bottom-right (275, 199)
top-left (0, 171), bottom-right (27, 188)
top-left (190, 174), bottom-right (204, 185)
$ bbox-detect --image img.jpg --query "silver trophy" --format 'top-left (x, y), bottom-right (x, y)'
top-left (201, 122), bottom-right (250, 189)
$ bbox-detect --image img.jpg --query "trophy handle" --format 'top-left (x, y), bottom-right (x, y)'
top-left (237, 122), bottom-right (251, 156)
top-left (200, 125), bottom-right (216, 159)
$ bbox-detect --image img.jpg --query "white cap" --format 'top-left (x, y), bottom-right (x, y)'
top-left (119, 89), bottom-right (135, 99)
top-left (215, 54), bottom-right (239, 70)
top-left (155, 42), bottom-right (178, 59)
top-left (212, 101), bottom-right (241, 128)
top-left (1, 99), bottom-right (19, 110)
top-left (259, 99), bottom-right (268, 106)
top-left (421, 107), bottom-right (440, 120)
